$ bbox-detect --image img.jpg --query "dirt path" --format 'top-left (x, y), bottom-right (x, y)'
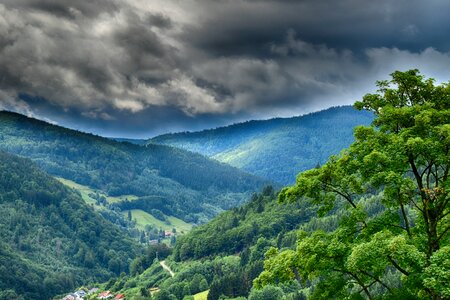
top-left (160, 260), bottom-right (175, 277)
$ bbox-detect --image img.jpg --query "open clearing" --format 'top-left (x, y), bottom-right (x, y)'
top-left (56, 177), bottom-right (138, 204)
top-left (194, 290), bottom-right (209, 300)
top-left (123, 209), bottom-right (193, 233)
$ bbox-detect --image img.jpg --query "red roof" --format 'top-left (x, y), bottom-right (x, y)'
top-left (98, 291), bottom-right (112, 298)
top-left (115, 294), bottom-right (125, 299)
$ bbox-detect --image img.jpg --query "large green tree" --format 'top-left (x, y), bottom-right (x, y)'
top-left (255, 70), bottom-right (450, 299)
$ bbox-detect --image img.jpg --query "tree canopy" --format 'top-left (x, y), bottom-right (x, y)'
top-left (256, 70), bottom-right (450, 299)
top-left (0, 151), bottom-right (140, 299)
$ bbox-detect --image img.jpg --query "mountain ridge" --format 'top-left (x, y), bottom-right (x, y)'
top-left (0, 110), bottom-right (268, 223)
top-left (150, 106), bottom-right (374, 184)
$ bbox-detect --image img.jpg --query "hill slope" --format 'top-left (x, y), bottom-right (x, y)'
top-left (0, 111), bottom-right (268, 222)
top-left (87, 186), bottom-right (329, 300)
top-left (0, 151), bottom-right (140, 299)
top-left (150, 106), bottom-right (373, 184)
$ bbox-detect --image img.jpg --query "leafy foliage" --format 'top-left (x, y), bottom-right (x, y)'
top-left (173, 186), bottom-right (314, 261)
top-left (0, 151), bottom-right (140, 299)
top-left (103, 186), bottom-right (320, 299)
top-left (257, 70), bottom-right (450, 299)
top-left (151, 106), bottom-right (373, 185)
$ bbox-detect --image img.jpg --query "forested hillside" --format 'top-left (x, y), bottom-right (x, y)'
top-left (0, 152), bottom-right (140, 299)
top-left (84, 185), bottom-right (360, 300)
top-left (81, 186), bottom-right (322, 300)
top-left (0, 112), bottom-right (268, 222)
top-left (255, 70), bottom-right (450, 299)
top-left (88, 70), bottom-right (449, 300)
top-left (150, 106), bottom-right (373, 185)
top-left (92, 185), bottom-right (387, 300)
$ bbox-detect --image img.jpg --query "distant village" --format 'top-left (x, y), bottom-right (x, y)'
top-left (60, 230), bottom-right (175, 300)
top-left (62, 288), bottom-right (125, 300)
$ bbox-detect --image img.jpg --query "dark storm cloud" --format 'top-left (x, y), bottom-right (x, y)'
top-left (2, 0), bottom-right (119, 18)
top-left (185, 0), bottom-right (450, 56)
top-left (146, 13), bottom-right (173, 30)
top-left (1, 0), bottom-right (450, 137)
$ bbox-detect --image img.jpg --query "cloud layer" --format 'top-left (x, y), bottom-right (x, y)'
top-left (1, 0), bottom-right (450, 137)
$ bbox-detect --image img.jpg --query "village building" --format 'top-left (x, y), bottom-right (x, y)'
top-left (98, 291), bottom-right (113, 299)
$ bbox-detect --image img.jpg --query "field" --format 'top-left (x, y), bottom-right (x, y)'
top-left (56, 177), bottom-right (138, 204)
top-left (56, 177), bottom-right (98, 205)
top-left (194, 290), bottom-right (209, 300)
top-left (123, 209), bottom-right (193, 233)
top-left (56, 177), bottom-right (194, 234)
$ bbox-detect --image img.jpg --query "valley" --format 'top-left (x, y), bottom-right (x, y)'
top-left (1, 0), bottom-right (448, 298)
top-left (65, 72), bottom-right (449, 300)
top-left (1, 72), bottom-right (449, 300)
top-left (56, 178), bottom-right (192, 245)
top-left (0, 111), bottom-right (268, 224)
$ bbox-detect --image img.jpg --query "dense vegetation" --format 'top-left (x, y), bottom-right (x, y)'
top-left (172, 186), bottom-right (313, 261)
top-left (150, 106), bottom-right (373, 185)
top-left (0, 151), bottom-right (140, 299)
top-left (2, 69), bottom-right (447, 299)
top-left (256, 70), bottom-right (450, 299)
top-left (93, 70), bottom-right (449, 300)
top-left (89, 186), bottom-right (325, 300)
top-left (0, 112), bottom-right (268, 221)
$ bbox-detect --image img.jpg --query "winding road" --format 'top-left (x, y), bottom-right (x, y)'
top-left (160, 260), bottom-right (175, 277)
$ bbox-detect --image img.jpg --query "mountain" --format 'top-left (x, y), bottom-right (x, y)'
top-left (84, 186), bottom-right (331, 300)
top-left (76, 187), bottom-right (305, 299)
top-left (110, 138), bottom-right (148, 145)
top-left (150, 106), bottom-right (374, 185)
top-left (31, 71), bottom-right (449, 300)
top-left (0, 151), bottom-right (140, 299)
top-left (118, 76), bottom-right (448, 300)
top-left (0, 111), bottom-right (268, 223)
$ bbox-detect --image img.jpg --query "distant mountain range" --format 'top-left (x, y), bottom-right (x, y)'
top-left (150, 106), bottom-right (374, 185)
top-left (0, 111), bottom-right (268, 223)
top-left (110, 137), bottom-right (148, 145)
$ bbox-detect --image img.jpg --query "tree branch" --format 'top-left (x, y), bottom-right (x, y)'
top-left (360, 270), bottom-right (393, 293)
top-left (325, 183), bottom-right (357, 209)
top-left (436, 226), bottom-right (450, 243)
top-left (387, 256), bottom-right (409, 276)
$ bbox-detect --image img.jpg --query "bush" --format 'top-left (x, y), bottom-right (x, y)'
top-left (248, 285), bottom-right (284, 300)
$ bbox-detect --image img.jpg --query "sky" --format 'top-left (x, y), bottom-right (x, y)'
top-left (1, 0), bottom-right (450, 138)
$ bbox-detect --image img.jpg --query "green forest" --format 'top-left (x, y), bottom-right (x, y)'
top-left (150, 106), bottom-right (373, 185)
top-left (78, 70), bottom-right (449, 300)
top-left (257, 70), bottom-right (450, 299)
top-left (0, 113), bottom-right (267, 222)
top-left (0, 152), bottom-right (140, 299)
top-left (0, 70), bottom-right (448, 300)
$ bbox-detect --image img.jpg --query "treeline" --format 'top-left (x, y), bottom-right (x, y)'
top-left (0, 152), bottom-right (140, 299)
top-left (151, 106), bottom-right (374, 185)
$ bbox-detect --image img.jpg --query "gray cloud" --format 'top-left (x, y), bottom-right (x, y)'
top-left (1, 0), bottom-right (450, 137)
